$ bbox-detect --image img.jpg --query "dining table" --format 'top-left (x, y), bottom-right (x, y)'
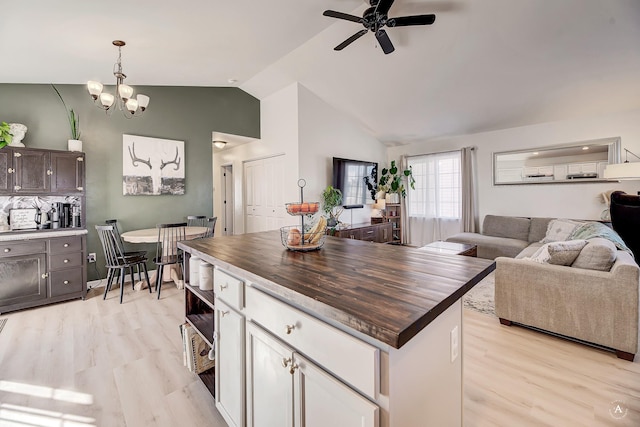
top-left (121, 226), bottom-right (208, 291)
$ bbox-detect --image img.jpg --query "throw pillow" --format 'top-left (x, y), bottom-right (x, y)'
top-left (526, 243), bottom-right (551, 263)
top-left (547, 239), bottom-right (588, 266)
top-left (541, 219), bottom-right (584, 243)
top-left (571, 237), bottom-right (617, 271)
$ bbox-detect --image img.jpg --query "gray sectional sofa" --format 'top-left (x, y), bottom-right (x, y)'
top-left (446, 215), bottom-right (639, 361)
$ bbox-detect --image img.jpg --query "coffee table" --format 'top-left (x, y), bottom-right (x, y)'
top-left (418, 241), bottom-right (477, 257)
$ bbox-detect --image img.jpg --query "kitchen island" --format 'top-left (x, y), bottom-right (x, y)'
top-left (178, 231), bottom-right (494, 427)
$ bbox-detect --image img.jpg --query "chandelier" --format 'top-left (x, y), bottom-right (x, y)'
top-left (87, 40), bottom-right (149, 117)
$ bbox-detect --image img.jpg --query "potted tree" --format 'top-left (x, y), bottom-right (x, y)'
top-left (321, 185), bottom-right (344, 228)
top-left (0, 122), bottom-right (12, 149)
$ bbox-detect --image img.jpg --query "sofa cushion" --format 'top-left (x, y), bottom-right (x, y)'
top-left (525, 240), bottom-right (588, 265)
top-left (572, 237), bottom-right (618, 271)
top-left (541, 219), bottom-right (583, 243)
top-left (483, 215), bottom-right (530, 241)
top-left (528, 217), bottom-right (554, 243)
top-left (516, 242), bottom-right (543, 259)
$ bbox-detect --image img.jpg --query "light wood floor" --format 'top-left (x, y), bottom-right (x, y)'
top-left (0, 285), bottom-right (638, 426)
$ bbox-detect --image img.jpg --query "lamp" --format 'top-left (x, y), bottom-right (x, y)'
top-left (87, 40), bottom-right (149, 118)
top-left (213, 140), bottom-right (227, 149)
top-left (603, 149), bottom-right (640, 180)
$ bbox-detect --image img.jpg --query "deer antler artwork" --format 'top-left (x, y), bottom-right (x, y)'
top-left (160, 146), bottom-right (181, 171)
top-left (128, 142), bottom-right (152, 169)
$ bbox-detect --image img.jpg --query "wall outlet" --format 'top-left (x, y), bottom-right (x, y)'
top-left (450, 325), bottom-right (459, 363)
top-left (87, 252), bottom-right (96, 263)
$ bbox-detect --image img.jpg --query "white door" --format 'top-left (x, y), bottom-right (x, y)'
top-left (222, 164), bottom-right (234, 236)
top-left (244, 155), bottom-right (286, 233)
top-left (215, 300), bottom-right (245, 427)
top-left (246, 322), bottom-right (294, 427)
top-left (294, 353), bottom-right (379, 427)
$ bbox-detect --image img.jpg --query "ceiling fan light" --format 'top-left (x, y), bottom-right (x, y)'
top-left (87, 81), bottom-right (103, 99)
top-left (137, 94), bottom-right (150, 111)
top-left (118, 84), bottom-right (134, 100)
top-left (125, 98), bottom-right (139, 113)
top-left (99, 92), bottom-right (115, 108)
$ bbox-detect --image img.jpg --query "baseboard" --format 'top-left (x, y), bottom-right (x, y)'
top-left (87, 269), bottom-right (158, 290)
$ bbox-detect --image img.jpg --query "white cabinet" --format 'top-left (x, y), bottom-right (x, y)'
top-left (246, 321), bottom-right (378, 427)
top-left (215, 299), bottom-right (245, 427)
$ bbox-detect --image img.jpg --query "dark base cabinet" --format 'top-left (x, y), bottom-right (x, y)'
top-left (333, 222), bottom-right (393, 243)
top-left (0, 234), bottom-right (87, 314)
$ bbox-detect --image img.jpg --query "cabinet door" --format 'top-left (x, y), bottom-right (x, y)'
top-left (13, 149), bottom-right (50, 193)
top-left (294, 353), bottom-right (379, 427)
top-left (246, 322), bottom-right (294, 427)
top-left (51, 152), bottom-right (84, 193)
top-left (0, 147), bottom-right (12, 193)
top-left (215, 299), bottom-right (245, 427)
top-left (0, 253), bottom-right (47, 308)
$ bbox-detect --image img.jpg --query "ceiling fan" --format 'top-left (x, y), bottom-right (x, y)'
top-left (323, 0), bottom-right (436, 54)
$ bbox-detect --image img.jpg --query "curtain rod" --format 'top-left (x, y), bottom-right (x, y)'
top-left (405, 146), bottom-right (475, 159)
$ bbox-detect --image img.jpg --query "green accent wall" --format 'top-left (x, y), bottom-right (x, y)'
top-left (0, 83), bottom-right (260, 280)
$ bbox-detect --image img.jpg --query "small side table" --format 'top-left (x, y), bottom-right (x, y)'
top-left (418, 241), bottom-right (477, 257)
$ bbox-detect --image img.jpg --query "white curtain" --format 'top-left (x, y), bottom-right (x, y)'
top-left (406, 150), bottom-right (463, 247)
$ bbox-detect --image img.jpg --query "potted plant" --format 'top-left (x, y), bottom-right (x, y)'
top-left (321, 185), bottom-right (344, 228)
top-left (0, 122), bottom-right (13, 149)
top-left (378, 160), bottom-right (415, 203)
top-left (51, 84), bottom-right (82, 151)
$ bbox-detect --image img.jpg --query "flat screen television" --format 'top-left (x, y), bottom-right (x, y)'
top-left (332, 157), bottom-right (377, 208)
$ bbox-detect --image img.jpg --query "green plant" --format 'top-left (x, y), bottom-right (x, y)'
top-left (0, 122), bottom-right (12, 149)
top-left (378, 160), bottom-right (415, 198)
top-left (51, 84), bottom-right (81, 140)
top-left (321, 185), bottom-right (344, 225)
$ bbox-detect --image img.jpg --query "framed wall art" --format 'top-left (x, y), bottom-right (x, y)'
top-left (123, 134), bottom-right (185, 195)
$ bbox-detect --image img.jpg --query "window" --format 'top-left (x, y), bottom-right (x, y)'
top-left (407, 151), bottom-right (461, 219)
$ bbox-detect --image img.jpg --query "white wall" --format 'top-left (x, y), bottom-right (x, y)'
top-left (213, 82), bottom-right (388, 233)
top-left (213, 83), bottom-right (300, 234)
top-left (388, 108), bottom-right (640, 225)
top-left (298, 84), bottom-right (387, 225)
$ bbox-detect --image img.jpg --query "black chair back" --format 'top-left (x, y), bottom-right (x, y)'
top-left (204, 217), bottom-right (217, 238)
top-left (610, 191), bottom-right (640, 259)
top-left (186, 215), bottom-right (207, 227)
top-left (96, 225), bottom-right (125, 267)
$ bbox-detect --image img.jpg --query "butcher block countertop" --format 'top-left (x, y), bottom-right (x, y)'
top-left (178, 230), bottom-right (495, 349)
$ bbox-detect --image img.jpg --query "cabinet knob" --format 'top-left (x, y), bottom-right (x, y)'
top-left (63, 259), bottom-right (69, 263)
top-left (219, 283), bottom-right (228, 290)
top-left (63, 280), bottom-right (69, 285)
top-left (41, 273), bottom-right (49, 279)
top-left (220, 310), bottom-right (229, 317)
top-left (3, 248), bottom-right (9, 253)
top-left (77, 187), bottom-right (83, 191)
top-left (47, 170), bottom-right (53, 175)
top-left (63, 243), bottom-right (69, 248)
top-left (13, 152), bottom-right (21, 158)
top-left (284, 324), bottom-right (295, 335)
top-left (14, 186), bottom-right (21, 191)
top-left (7, 168), bottom-right (14, 174)
top-left (281, 357), bottom-right (291, 368)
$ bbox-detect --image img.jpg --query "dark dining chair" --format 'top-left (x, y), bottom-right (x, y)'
top-left (204, 217), bottom-right (217, 238)
top-left (95, 225), bottom-right (151, 304)
top-left (610, 191), bottom-right (640, 260)
top-left (186, 215), bottom-right (208, 228)
top-left (154, 222), bottom-right (187, 299)
top-left (105, 219), bottom-right (147, 279)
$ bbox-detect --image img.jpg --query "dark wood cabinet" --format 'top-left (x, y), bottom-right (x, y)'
top-left (50, 152), bottom-right (84, 193)
top-left (0, 241), bottom-right (48, 310)
top-left (334, 222), bottom-right (393, 243)
top-left (13, 148), bottom-right (50, 193)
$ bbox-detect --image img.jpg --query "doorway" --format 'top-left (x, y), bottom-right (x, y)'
top-left (222, 164), bottom-right (234, 236)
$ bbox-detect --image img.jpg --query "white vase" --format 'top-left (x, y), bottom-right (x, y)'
top-left (385, 193), bottom-right (400, 204)
top-left (68, 139), bottom-right (82, 152)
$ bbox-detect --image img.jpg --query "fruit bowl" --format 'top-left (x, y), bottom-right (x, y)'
top-left (285, 202), bottom-right (320, 215)
top-left (280, 225), bottom-right (326, 252)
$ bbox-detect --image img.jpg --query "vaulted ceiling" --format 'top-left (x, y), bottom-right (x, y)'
top-left (2, 0), bottom-right (639, 144)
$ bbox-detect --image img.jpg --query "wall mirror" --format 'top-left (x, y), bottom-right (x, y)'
top-left (493, 137), bottom-right (621, 185)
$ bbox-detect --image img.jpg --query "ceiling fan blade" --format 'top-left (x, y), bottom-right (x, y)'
top-left (375, 29), bottom-right (395, 54)
top-left (374, 0), bottom-right (395, 16)
top-left (388, 14), bottom-right (436, 27)
top-left (323, 10), bottom-right (363, 23)
top-left (334, 29), bottom-right (369, 51)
